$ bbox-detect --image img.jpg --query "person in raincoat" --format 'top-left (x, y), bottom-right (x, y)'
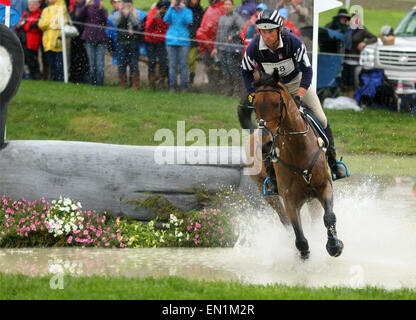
top-left (38, 0), bottom-right (68, 81)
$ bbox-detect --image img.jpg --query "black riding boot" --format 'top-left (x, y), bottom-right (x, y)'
top-left (237, 95), bottom-right (256, 132)
top-left (263, 141), bottom-right (279, 196)
top-left (325, 122), bottom-right (348, 180)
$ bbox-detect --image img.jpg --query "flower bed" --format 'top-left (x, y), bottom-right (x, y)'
top-left (0, 195), bottom-right (238, 248)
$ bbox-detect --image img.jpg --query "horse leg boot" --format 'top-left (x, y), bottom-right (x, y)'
top-left (322, 193), bottom-right (344, 257)
top-left (325, 122), bottom-right (348, 179)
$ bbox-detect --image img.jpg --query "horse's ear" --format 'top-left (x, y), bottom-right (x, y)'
top-left (272, 68), bottom-right (280, 84)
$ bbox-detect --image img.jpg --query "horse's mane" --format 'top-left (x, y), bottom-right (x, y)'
top-left (253, 69), bottom-right (281, 89)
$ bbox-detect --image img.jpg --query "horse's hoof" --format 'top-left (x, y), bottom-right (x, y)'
top-left (300, 250), bottom-right (310, 260)
top-left (326, 239), bottom-right (344, 257)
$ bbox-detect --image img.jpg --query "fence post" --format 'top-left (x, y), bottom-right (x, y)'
top-left (60, 13), bottom-right (68, 83)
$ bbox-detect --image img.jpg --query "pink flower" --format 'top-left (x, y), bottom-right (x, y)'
top-left (105, 242), bottom-right (109, 247)
top-left (195, 234), bottom-right (199, 239)
top-left (187, 226), bottom-right (191, 231)
top-left (68, 236), bottom-right (73, 244)
top-left (195, 222), bottom-right (201, 229)
top-left (83, 230), bottom-right (88, 235)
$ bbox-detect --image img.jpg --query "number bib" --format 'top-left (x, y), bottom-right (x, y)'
top-left (261, 59), bottom-right (295, 77)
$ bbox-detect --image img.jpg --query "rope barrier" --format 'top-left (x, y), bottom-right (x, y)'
top-left (69, 19), bottom-right (362, 59)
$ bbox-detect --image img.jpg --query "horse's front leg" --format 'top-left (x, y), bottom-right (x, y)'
top-left (319, 182), bottom-right (344, 257)
top-left (245, 130), bottom-right (290, 226)
top-left (284, 199), bottom-right (310, 260)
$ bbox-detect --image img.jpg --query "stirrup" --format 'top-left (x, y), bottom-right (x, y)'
top-left (263, 177), bottom-right (279, 197)
top-left (330, 158), bottom-right (350, 181)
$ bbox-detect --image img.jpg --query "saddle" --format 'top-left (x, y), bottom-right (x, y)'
top-left (299, 107), bottom-right (329, 149)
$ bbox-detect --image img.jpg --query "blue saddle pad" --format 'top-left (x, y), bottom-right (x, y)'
top-left (300, 107), bottom-right (329, 148)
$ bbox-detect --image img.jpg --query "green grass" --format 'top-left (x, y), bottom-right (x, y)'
top-left (324, 108), bottom-right (416, 156)
top-left (8, 81), bottom-right (416, 156)
top-left (1, 273), bottom-right (416, 299)
top-left (8, 80), bottom-right (239, 146)
top-left (346, 154), bottom-right (416, 177)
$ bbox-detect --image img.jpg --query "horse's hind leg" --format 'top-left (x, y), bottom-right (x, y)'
top-left (319, 183), bottom-right (344, 257)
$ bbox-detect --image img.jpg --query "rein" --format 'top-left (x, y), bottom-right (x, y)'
top-left (254, 87), bottom-right (322, 185)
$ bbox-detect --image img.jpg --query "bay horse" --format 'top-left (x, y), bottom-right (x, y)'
top-left (244, 69), bottom-right (344, 259)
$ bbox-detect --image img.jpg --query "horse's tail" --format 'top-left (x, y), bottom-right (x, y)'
top-left (238, 96), bottom-right (257, 134)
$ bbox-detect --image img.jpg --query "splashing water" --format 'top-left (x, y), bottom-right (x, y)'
top-left (0, 176), bottom-right (415, 290)
top-left (232, 175), bottom-right (416, 289)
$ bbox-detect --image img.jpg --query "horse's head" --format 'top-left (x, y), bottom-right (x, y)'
top-left (252, 69), bottom-right (287, 126)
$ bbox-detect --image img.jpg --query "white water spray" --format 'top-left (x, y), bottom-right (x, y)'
top-left (232, 176), bottom-right (416, 289)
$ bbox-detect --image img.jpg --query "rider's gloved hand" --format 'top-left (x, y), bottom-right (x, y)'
top-left (294, 95), bottom-right (302, 108)
top-left (247, 92), bottom-right (256, 108)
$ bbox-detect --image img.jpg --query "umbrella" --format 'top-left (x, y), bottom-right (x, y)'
top-left (0, 4), bottom-right (22, 27)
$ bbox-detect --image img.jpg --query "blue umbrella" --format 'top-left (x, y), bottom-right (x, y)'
top-left (0, 4), bottom-right (22, 27)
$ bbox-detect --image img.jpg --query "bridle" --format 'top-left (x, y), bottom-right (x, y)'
top-left (253, 86), bottom-right (323, 186)
top-left (254, 87), bottom-right (310, 136)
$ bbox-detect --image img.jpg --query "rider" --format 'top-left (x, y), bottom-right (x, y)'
top-left (241, 9), bottom-right (347, 194)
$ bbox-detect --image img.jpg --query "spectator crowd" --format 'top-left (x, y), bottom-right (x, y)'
top-left (10, 0), bottom-right (372, 97)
